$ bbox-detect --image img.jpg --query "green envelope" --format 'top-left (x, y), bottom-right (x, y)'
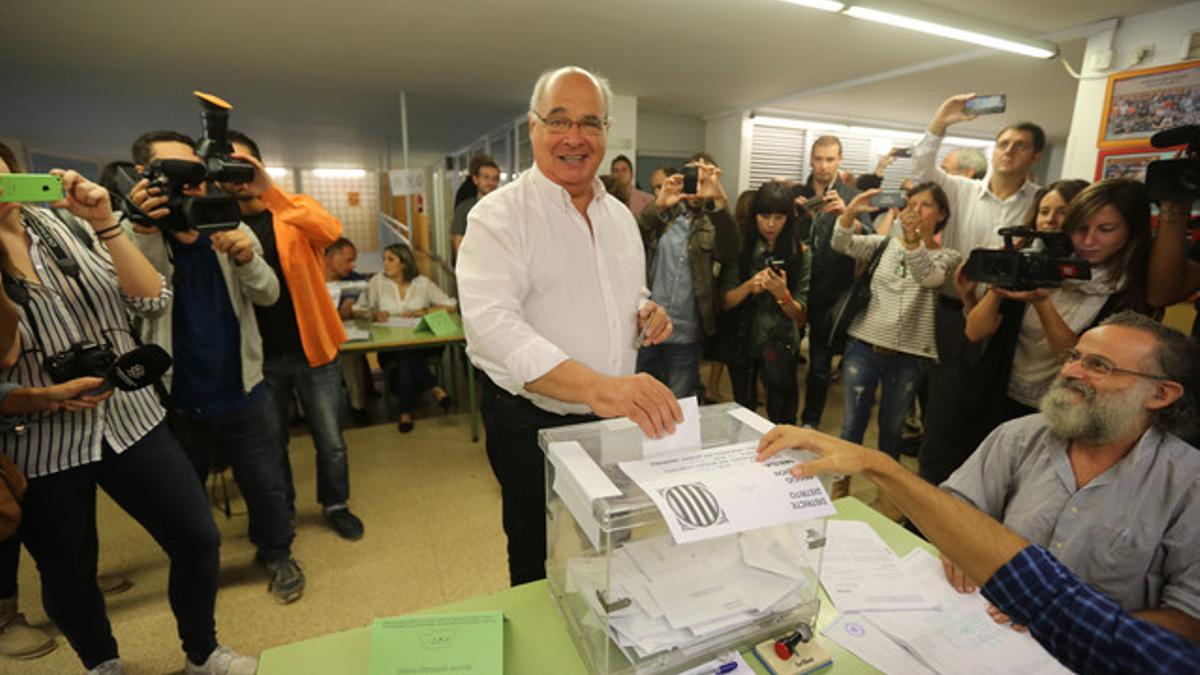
top-left (367, 611), bottom-right (503, 675)
top-left (415, 309), bottom-right (458, 337)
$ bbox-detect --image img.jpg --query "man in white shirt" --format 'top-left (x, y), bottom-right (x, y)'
top-left (457, 66), bottom-right (680, 585)
top-left (910, 94), bottom-right (1045, 486)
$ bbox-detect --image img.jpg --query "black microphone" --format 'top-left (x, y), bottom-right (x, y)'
top-left (106, 344), bottom-right (172, 392)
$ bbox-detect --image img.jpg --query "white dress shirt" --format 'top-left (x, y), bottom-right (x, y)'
top-left (911, 132), bottom-right (1040, 296)
top-left (354, 273), bottom-right (456, 316)
top-left (457, 164), bottom-right (649, 415)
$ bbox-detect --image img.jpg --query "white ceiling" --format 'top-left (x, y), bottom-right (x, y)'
top-left (0, 0), bottom-right (1184, 169)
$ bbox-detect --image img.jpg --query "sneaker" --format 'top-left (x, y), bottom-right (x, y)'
top-left (184, 645), bottom-right (258, 675)
top-left (265, 557), bottom-right (305, 604)
top-left (324, 506), bottom-right (364, 541)
top-left (0, 598), bottom-right (55, 659)
top-left (86, 658), bottom-right (124, 675)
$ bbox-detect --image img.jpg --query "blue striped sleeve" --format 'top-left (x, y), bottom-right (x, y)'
top-left (982, 545), bottom-right (1200, 675)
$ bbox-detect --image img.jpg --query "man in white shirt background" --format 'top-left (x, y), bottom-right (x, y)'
top-left (910, 94), bottom-right (1045, 487)
top-left (457, 66), bottom-right (681, 586)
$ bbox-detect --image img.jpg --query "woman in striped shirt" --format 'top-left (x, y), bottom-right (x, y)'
top-left (0, 150), bottom-right (254, 674)
top-left (831, 183), bottom-right (961, 463)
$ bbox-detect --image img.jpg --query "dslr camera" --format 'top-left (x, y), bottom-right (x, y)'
top-left (1145, 125), bottom-right (1200, 202)
top-left (116, 91), bottom-right (254, 232)
top-left (44, 341), bottom-right (116, 384)
top-left (963, 227), bottom-right (1091, 291)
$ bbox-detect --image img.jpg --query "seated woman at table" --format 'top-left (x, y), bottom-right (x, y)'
top-left (352, 243), bottom-right (456, 432)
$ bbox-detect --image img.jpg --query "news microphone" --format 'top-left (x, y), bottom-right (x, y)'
top-left (106, 344), bottom-right (172, 392)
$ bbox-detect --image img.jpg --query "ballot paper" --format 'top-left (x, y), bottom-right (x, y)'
top-left (619, 441), bottom-right (834, 544)
top-left (548, 441), bottom-right (622, 549)
top-left (374, 316), bottom-right (422, 329)
top-left (859, 549), bottom-right (1071, 675)
top-left (343, 324), bottom-right (370, 342)
top-left (641, 396), bottom-right (702, 457)
top-left (824, 613), bottom-right (936, 675)
top-left (564, 527), bottom-right (817, 661)
top-left (820, 520), bottom-right (941, 612)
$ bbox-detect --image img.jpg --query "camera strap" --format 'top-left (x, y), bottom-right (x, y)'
top-left (9, 210), bottom-right (110, 356)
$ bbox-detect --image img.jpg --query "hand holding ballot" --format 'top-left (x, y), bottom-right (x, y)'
top-left (756, 425), bottom-right (881, 479)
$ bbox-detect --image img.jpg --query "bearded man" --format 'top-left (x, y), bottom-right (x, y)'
top-left (938, 311), bottom-right (1200, 642)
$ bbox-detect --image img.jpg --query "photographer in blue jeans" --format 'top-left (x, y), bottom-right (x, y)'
top-left (829, 183), bottom-right (961, 518)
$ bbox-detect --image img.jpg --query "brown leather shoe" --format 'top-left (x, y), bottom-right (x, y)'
top-left (0, 597), bottom-right (55, 659)
top-left (97, 574), bottom-right (133, 595)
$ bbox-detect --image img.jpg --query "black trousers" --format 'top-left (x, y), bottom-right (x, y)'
top-left (480, 376), bottom-right (594, 587)
top-left (919, 299), bottom-right (988, 485)
top-left (730, 340), bottom-right (799, 425)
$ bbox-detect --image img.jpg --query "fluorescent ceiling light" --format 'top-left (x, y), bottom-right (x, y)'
top-left (844, 6), bottom-right (1056, 59)
top-left (312, 168), bottom-right (366, 178)
top-left (753, 116), bottom-right (849, 132)
top-left (265, 166), bottom-right (287, 178)
top-left (777, 0), bottom-right (845, 11)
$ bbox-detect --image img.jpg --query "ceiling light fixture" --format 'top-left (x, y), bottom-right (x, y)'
top-left (843, 5), bottom-right (1057, 59)
top-left (312, 168), bottom-right (367, 179)
top-left (265, 166), bottom-right (287, 178)
top-left (777, 0), bottom-right (845, 12)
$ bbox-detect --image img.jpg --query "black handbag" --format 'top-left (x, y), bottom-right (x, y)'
top-left (827, 238), bottom-right (890, 353)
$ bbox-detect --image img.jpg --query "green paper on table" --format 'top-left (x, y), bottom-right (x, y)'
top-left (415, 309), bottom-right (457, 337)
top-left (367, 611), bottom-right (503, 675)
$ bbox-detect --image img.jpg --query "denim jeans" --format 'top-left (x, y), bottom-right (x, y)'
top-left (800, 302), bottom-right (837, 427)
top-left (264, 354), bottom-right (351, 508)
top-left (18, 423), bottom-right (221, 669)
top-left (839, 338), bottom-right (929, 459)
top-left (636, 342), bottom-right (703, 399)
top-left (169, 393), bottom-right (294, 563)
top-left (729, 341), bottom-right (799, 424)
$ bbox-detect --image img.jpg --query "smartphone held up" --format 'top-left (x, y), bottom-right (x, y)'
top-left (0, 174), bottom-right (65, 203)
top-left (964, 94), bottom-right (1006, 116)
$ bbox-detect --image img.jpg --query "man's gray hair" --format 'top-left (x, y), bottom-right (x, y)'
top-left (1100, 311), bottom-right (1200, 437)
top-left (528, 66), bottom-right (613, 120)
top-left (954, 148), bottom-right (988, 179)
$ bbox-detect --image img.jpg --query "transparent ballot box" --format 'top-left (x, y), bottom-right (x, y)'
top-left (539, 403), bottom-right (830, 675)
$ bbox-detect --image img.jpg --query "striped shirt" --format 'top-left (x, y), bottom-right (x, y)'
top-left (830, 226), bottom-right (961, 361)
top-left (983, 545), bottom-right (1200, 674)
top-left (0, 207), bottom-right (171, 478)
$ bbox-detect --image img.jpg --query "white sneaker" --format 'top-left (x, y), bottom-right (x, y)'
top-left (184, 645), bottom-right (258, 675)
top-left (86, 658), bottom-right (124, 675)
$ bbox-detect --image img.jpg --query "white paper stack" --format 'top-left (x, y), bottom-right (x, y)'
top-left (565, 528), bottom-right (818, 660)
top-left (819, 524), bottom-right (1072, 675)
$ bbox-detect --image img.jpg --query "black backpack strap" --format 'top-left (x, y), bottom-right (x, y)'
top-left (51, 208), bottom-right (97, 252)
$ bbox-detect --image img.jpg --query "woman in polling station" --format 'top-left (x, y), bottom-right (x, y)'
top-left (832, 182), bottom-right (960, 467)
top-left (353, 242), bottom-right (456, 432)
top-left (963, 178), bottom-right (1161, 428)
top-left (720, 181), bottom-right (811, 424)
top-left (0, 142), bottom-right (256, 674)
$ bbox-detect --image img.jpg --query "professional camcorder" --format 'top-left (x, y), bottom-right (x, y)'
top-left (116, 91), bottom-right (253, 232)
top-left (963, 227), bottom-right (1091, 291)
top-left (1145, 125), bottom-right (1200, 202)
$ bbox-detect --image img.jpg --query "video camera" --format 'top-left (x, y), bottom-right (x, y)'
top-left (1145, 125), bottom-right (1200, 203)
top-left (963, 227), bottom-right (1091, 291)
top-left (116, 91), bottom-right (254, 232)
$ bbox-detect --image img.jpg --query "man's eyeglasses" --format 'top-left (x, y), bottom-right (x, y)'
top-left (531, 110), bottom-right (610, 136)
top-left (1059, 348), bottom-right (1168, 380)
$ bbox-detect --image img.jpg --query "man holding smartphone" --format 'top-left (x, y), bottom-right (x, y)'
top-left (910, 94), bottom-right (1044, 486)
top-left (796, 136), bottom-right (872, 435)
top-left (635, 152), bottom-right (739, 399)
